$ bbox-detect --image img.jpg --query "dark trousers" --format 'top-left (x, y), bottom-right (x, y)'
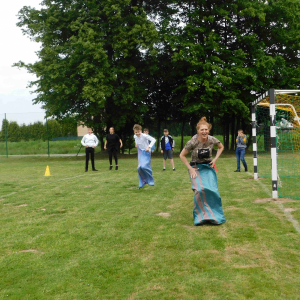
top-left (108, 148), bottom-right (118, 165)
top-left (85, 147), bottom-right (95, 170)
top-left (236, 148), bottom-right (247, 170)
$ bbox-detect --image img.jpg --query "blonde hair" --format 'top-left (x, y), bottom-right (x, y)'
top-left (196, 117), bottom-right (212, 131)
top-left (133, 124), bottom-right (142, 131)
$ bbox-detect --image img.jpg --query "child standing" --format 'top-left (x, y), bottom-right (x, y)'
top-left (133, 124), bottom-right (156, 189)
top-left (160, 129), bottom-right (175, 171)
top-left (143, 128), bottom-right (155, 153)
top-left (234, 129), bottom-right (248, 172)
top-left (81, 128), bottom-right (99, 172)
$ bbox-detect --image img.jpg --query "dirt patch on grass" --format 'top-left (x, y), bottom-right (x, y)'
top-left (284, 208), bottom-right (298, 212)
top-left (254, 198), bottom-right (296, 203)
top-left (156, 212), bottom-right (170, 218)
top-left (182, 224), bottom-right (196, 230)
top-left (20, 249), bottom-right (44, 254)
top-left (244, 177), bottom-right (265, 180)
top-left (16, 204), bottom-right (28, 207)
top-left (226, 206), bottom-right (239, 210)
top-left (84, 185), bottom-right (92, 188)
top-left (40, 208), bottom-right (46, 211)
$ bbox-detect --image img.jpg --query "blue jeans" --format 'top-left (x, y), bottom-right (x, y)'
top-left (236, 148), bottom-right (247, 170)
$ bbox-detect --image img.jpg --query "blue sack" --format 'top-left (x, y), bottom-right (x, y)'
top-left (189, 164), bottom-right (226, 225)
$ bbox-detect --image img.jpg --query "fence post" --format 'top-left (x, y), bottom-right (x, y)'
top-left (5, 113), bottom-right (8, 158)
top-left (46, 117), bottom-right (50, 157)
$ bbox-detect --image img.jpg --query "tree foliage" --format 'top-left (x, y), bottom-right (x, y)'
top-left (15, 0), bottom-right (300, 149)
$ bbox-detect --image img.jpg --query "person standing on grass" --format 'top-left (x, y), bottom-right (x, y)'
top-left (234, 129), bottom-right (248, 172)
top-left (179, 117), bottom-right (226, 226)
top-left (133, 124), bottom-right (156, 189)
top-left (160, 129), bottom-right (175, 171)
top-left (143, 128), bottom-right (155, 153)
top-left (104, 127), bottom-right (123, 170)
top-left (81, 128), bottom-right (99, 172)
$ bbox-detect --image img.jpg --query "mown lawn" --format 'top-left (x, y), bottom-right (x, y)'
top-left (0, 155), bottom-right (299, 299)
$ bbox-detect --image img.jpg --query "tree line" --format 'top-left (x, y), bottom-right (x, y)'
top-left (14, 0), bottom-right (300, 150)
top-left (0, 119), bottom-right (77, 142)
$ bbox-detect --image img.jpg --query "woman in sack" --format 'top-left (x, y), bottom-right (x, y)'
top-left (180, 117), bottom-right (226, 225)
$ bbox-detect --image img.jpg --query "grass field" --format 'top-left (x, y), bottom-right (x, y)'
top-left (1, 155), bottom-right (300, 299)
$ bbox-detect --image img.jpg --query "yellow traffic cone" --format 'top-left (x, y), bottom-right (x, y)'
top-left (44, 165), bottom-right (51, 176)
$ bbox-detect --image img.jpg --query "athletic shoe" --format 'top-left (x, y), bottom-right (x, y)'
top-left (234, 170), bottom-right (240, 172)
top-left (109, 166), bottom-right (113, 170)
top-left (173, 168), bottom-right (176, 171)
top-left (245, 168), bottom-right (248, 172)
top-left (115, 166), bottom-right (118, 170)
top-left (92, 169), bottom-right (98, 171)
top-left (163, 168), bottom-right (166, 171)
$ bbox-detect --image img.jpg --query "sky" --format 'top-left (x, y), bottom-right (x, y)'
top-left (0, 0), bottom-right (45, 124)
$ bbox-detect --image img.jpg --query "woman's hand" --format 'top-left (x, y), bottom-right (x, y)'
top-left (146, 147), bottom-right (150, 152)
top-left (104, 146), bottom-right (106, 150)
top-left (189, 168), bottom-right (197, 178)
top-left (210, 159), bottom-right (216, 168)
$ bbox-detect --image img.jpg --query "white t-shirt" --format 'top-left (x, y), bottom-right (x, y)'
top-left (134, 133), bottom-right (156, 151)
top-left (81, 133), bottom-right (99, 147)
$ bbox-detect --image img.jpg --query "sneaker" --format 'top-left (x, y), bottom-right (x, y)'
top-left (109, 166), bottom-right (113, 170)
top-left (245, 168), bottom-right (248, 172)
top-left (173, 168), bottom-right (176, 171)
top-left (115, 166), bottom-right (118, 170)
top-left (234, 170), bottom-right (240, 172)
top-left (163, 168), bottom-right (166, 171)
top-left (92, 169), bottom-right (98, 171)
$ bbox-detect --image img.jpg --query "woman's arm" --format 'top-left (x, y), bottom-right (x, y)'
top-left (104, 140), bottom-right (107, 150)
top-left (119, 139), bottom-right (123, 148)
top-left (180, 148), bottom-right (197, 178)
top-left (210, 142), bottom-right (224, 167)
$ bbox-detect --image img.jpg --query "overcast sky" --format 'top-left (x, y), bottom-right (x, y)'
top-left (0, 0), bottom-right (45, 124)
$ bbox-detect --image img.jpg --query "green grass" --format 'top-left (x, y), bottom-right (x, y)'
top-left (1, 155), bottom-right (300, 299)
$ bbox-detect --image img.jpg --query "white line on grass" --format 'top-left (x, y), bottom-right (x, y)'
top-left (247, 171), bottom-right (300, 234)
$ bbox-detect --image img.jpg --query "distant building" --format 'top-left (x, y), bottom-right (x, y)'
top-left (77, 123), bottom-right (89, 136)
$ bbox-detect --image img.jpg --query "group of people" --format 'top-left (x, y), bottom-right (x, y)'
top-left (81, 117), bottom-right (249, 226)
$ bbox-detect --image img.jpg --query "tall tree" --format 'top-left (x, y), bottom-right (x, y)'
top-left (15, 0), bottom-right (158, 147)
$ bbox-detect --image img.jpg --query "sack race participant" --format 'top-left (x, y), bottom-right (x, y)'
top-left (180, 117), bottom-right (226, 225)
top-left (133, 124), bottom-right (156, 189)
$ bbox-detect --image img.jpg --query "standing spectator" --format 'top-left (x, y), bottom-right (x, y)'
top-left (234, 129), bottom-right (248, 172)
top-left (81, 128), bottom-right (98, 172)
top-left (104, 127), bottom-right (123, 170)
top-left (160, 129), bottom-right (175, 171)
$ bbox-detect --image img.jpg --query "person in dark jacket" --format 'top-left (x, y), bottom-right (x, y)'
top-left (160, 129), bottom-right (175, 171)
top-left (104, 127), bottom-right (123, 170)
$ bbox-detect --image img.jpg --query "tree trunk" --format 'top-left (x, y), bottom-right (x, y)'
top-left (180, 120), bottom-right (186, 151)
top-left (224, 114), bottom-right (230, 150)
top-left (230, 115), bottom-right (235, 151)
top-left (156, 118), bottom-right (161, 152)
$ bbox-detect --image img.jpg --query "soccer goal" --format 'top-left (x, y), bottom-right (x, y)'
top-left (252, 89), bottom-right (300, 199)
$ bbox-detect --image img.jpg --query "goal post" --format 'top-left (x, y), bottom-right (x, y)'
top-left (252, 89), bottom-right (300, 199)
